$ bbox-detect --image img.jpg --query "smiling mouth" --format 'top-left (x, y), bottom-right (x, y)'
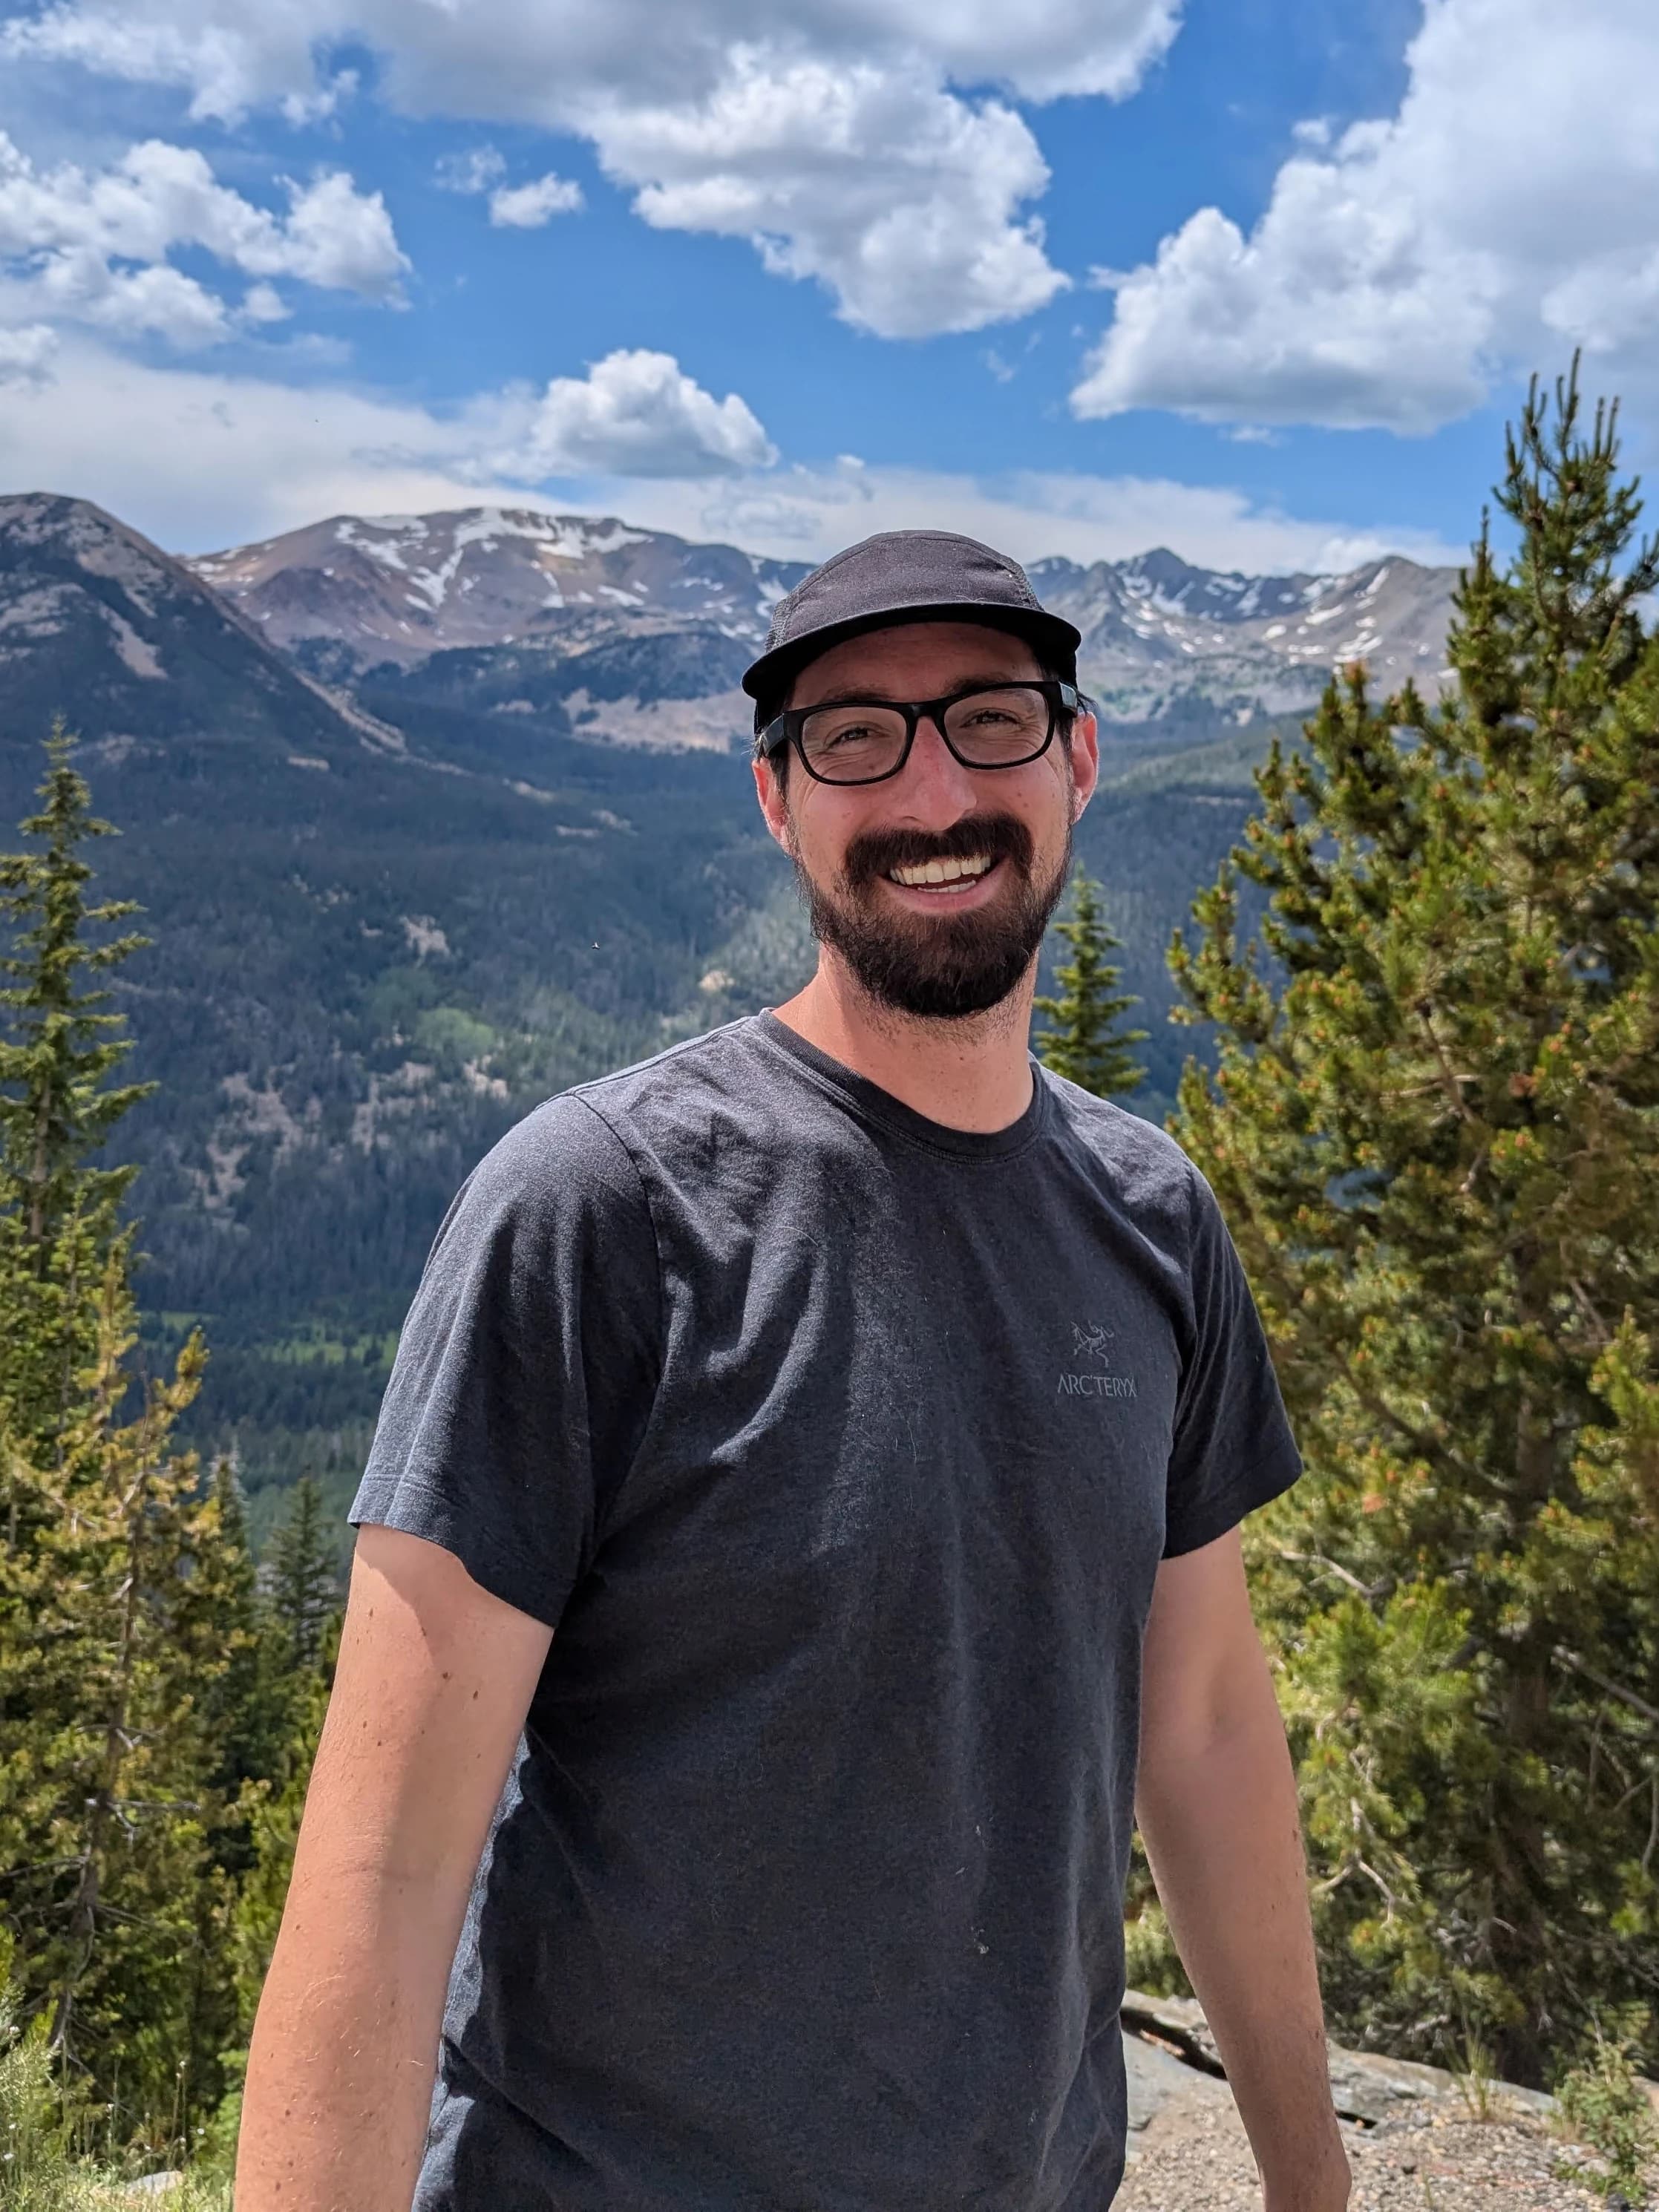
top-left (886, 852), bottom-right (997, 892)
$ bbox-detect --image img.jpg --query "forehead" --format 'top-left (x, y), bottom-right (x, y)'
top-left (788, 619), bottom-right (1042, 707)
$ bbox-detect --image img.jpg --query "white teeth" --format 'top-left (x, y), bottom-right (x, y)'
top-left (889, 853), bottom-right (992, 888)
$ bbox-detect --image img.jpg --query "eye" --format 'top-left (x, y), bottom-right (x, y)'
top-left (801, 706), bottom-right (904, 757)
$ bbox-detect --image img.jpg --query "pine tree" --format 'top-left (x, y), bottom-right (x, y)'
top-left (0, 727), bottom-right (153, 1456)
top-left (262, 1474), bottom-right (341, 1678)
top-left (0, 721), bottom-right (151, 1255)
top-left (224, 1471), bottom-right (342, 2039)
top-left (1162, 359), bottom-right (1659, 2085)
top-left (174, 1456), bottom-right (298, 2147)
top-left (0, 730), bottom-right (254, 2148)
top-left (0, 1259), bottom-right (230, 2137)
top-left (194, 1460), bottom-right (297, 1868)
top-left (226, 1608), bottom-right (338, 2050)
top-left (203, 1467), bottom-right (344, 2136)
top-left (1033, 868), bottom-right (1148, 1097)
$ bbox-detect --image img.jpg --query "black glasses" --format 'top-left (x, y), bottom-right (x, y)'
top-left (759, 679), bottom-right (1080, 787)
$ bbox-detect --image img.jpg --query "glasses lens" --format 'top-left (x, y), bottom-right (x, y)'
top-left (942, 686), bottom-right (1052, 765)
top-left (798, 703), bottom-right (910, 782)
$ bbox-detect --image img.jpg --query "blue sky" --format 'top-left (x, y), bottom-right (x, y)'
top-left (0, 0), bottom-right (1653, 573)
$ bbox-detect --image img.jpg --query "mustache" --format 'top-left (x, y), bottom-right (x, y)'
top-left (840, 812), bottom-right (1035, 894)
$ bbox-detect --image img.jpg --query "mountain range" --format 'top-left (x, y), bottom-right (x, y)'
top-left (184, 503), bottom-right (1460, 741)
top-left (0, 488), bottom-right (1461, 1544)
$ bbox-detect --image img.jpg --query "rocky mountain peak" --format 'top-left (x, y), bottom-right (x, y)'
top-left (0, 491), bottom-right (400, 760)
top-left (1032, 544), bottom-right (1458, 720)
top-left (189, 505), bottom-right (812, 673)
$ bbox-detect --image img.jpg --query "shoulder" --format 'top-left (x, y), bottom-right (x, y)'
top-left (445, 1019), bottom-right (773, 1241)
top-left (427, 1091), bottom-right (656, 1296)
top-left (1038, 1069), bottom-right (1209, 1243)
top-left (568, 1016), bottom-right (772, 1128)
top-left (459, 1088), bottom-right (647, 1220)
top-left (560, 1016), bottom-right (806, 1174)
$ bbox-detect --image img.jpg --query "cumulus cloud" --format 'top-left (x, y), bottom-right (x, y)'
top-left (275, 168), bottom-right (408, 294)
top-left (475, 348), bottom-right (775, 477)
top-left (596, 55), bottom-right (1064, 337)
top-left (2, 0), bottom-right (1184, 336)
top-left (0, 128), bottom-right (408, 348)
top-left (1073, 0), bottom-right (1659, 432)
top-left (488, 173), bottom-right (583, 227)
top-left (35, 252), bottom-right (231, 344)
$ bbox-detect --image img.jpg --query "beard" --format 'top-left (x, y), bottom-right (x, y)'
top-left (796, 806), bottom-right (1073, 1021)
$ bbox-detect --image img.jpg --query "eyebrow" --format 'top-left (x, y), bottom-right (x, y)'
top-left (791, 670), bottom-right (1040, 708)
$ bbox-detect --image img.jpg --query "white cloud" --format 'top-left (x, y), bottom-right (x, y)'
top-left (1073, 0), bottom-right (1659, 432)
top-left (1, 0), bottom-right (1180, 120)
top-left (2, 0), bottom-right (1184, 336)
top-left (0, 337), bottom-right (769, 517)
top-left (435, 145), bottom-right (505, 194)
top-left (473, 347), bottom-right (775, 477)
top-left (274, 169), bottom-right (407, 295)
top-left (488, 173), bottom-right (583, 228)
top-left (0, 337), bottom-right (781, 543)
top-left (36, 250), bottom-right (231, 344)
top-left (0, 335), bottom-right (1461, 580)
top-left (435, 145), bottom-right (584, 226)
top-left (0, 319), bottom-right (56, 382)
top-left (681, 459), bottom-right (1463, 572)
top-left (0, 128), bottom-right (408, 349)
top-left (239, 280), bottom-right (289, 324)
top-left (598, 55), bottom-right (1065, 338)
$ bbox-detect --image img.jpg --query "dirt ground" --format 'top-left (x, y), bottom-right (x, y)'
top-left (1115, 2082), bottom-right (1630, 2212)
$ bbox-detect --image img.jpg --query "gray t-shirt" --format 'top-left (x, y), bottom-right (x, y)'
top-left (350, 1011), bottom-right (1300, 2212)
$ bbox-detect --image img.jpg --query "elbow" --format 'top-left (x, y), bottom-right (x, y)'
top-left (1137, 1665), bottom-right (1287, 1804)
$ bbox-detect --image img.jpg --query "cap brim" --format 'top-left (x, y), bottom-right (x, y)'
top-left (741, 601), bottom-right (1082, 704)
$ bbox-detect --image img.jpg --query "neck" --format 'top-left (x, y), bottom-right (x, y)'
top-left (770, 952), bottom-right (1037, 1133)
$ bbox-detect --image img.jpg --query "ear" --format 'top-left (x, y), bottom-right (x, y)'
top-left (752, 751), bottom-right (798, 857)
top-left (1067, 706), bottom-right (1100, 825)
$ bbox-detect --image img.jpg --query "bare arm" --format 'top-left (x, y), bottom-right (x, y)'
top-left (1135, 1526), bottom-right (1349, 2212)
top-left (236, 1523), bottom-right (554, 2212)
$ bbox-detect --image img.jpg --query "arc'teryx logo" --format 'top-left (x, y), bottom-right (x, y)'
top-left (1058, 1321), bottom-right (1137, 1400)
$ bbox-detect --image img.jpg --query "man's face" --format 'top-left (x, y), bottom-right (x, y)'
top-left (753, 621), bottom-right (1099, 1021)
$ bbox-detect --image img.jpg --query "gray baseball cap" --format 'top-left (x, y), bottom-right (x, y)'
top-left (741, 529), bottom-right (1082, 714)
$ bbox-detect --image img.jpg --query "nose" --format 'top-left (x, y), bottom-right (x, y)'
top-left (890, 713), bottom-right (983, 825)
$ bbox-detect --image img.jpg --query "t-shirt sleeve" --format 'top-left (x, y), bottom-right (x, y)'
top-left (1162, 1165), bottom-right (1302, 1559)
top-left (348, 1093), bottom-right (661, 1627)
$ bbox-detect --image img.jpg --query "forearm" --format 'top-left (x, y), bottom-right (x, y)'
top-left (1135, 1672), bottom-right (1348, 2209)
top-left (237, 1868), bottom-right (462, 2212)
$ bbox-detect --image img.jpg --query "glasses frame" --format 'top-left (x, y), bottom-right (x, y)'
top-left (759, 678), bottom-right (1082, 788)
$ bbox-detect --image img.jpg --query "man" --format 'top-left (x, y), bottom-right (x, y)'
top-left (238, 531), bottom-right (1352, 2212)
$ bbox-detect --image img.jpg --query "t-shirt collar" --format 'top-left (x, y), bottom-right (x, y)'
top-left (753, 1008), bottom-right (1049, 1162)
